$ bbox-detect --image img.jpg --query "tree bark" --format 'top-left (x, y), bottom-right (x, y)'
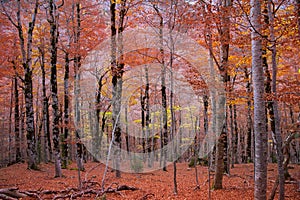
top-left (48, 0), bottom-right (62, 177)
top-left (244, 68), bottom-right (253, 162)
top-left (214, 0), bottom-right (231, 189)
top-left (6, 0), bottom-right (40, 170)
top-left (13, 63), bottom-right (22, 163)
top-left (39, 46), bottom-right (52, 163)
top-left (153, 3), bottom-right (168, 172)
top-left (250, 0), bottom-right (268, 199)
top-left (62, 51), bottom-right (69, 168)
top-left (110, 0), bottom-right (127, 178)
top-left (267, 1), bottom-right (285, 198)
top-left (73, 1), bottom-right (84, 172)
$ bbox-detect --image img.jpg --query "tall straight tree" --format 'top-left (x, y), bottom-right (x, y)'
top-left (267, 0), bottom-right (284, 198)
top-left (1, 0), bottom-right (39, 169)
top-left (73, 1), bottom-right (84, 172)
top-left (153, 2), bottom-right (168, 172)
top-left (13, 62), bottom-right (22, 163)
top-left (250, 0), bottom-right (268, 199)
top-left (110, 0), bottom-right (127, 178)
top-left (48, 0), bottom-right (62, 177)
top-left (38, 39), bottom-right (52, 163)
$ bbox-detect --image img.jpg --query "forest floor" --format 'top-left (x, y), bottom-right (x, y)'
top-left (0, 161), bottom-right (299, 200)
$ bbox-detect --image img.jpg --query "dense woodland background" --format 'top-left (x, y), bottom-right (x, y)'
top-left (0, 0), bottom-right (299, 199)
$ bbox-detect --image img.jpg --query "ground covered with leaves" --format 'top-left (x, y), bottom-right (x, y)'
top-left (0, 162), bottom-right (299, 199)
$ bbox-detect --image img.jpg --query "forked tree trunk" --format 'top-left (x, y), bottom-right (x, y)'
top-left (3, 0), bottom-right (40, 170)
top-left (214, 0), bottom-right (231, 189)
top-left (110, 0), bottom-right (127, 178)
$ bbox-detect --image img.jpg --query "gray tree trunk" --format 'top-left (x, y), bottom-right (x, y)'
top-left (110, 0), bottom-right (127, 178)
top-left (73, 2), bottom-right (84, 173)
top-left (250, 0), bottom-right (268, 199)
top-left (267, 1), bottom-right (285, 198)
top-left (39, 46), bottom-right (52, 163)
top-left (153, 3), bottom-right (168, 172)
top-left (214, 0), bottom-right (231, 189)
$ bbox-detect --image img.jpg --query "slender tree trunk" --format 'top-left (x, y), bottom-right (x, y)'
top-left (9, 79), bottom-right (13, 165)
top-left (229, 104), bottom-right (234, 167)
top-left (13, 65), bottom-right (22, 163)
top-left (49, 0), bottom-right (62, 177)
top-left (250, 0), bottom-right (268, 199)
top-left (145, 66), bottom-right (151, 167)
top-left (39, 47), bottom-right (52, 162)
top-left (73, 1), bottom-right (84, 173)
top-left (36, 79), bottom-right (42, 163)
top-left (141, 86), bottom-right (146, 157)
top-left (244, 68), bottom-right (253, 162)
top-left (233, 104), bottom-right (238, 164)
top-left (153, 3), bottom-right (168, 172)
top-left (267, 1), bottom-right (284, 198)
top-left (62, 51), bottom-right (70, 168)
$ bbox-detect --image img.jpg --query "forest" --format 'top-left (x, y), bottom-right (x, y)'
top-left (0, 0), bottom-right (299, 199)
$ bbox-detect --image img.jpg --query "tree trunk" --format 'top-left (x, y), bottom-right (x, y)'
top-left (244, 68), bottom-right (253, 162)
top-left (49, 0), bottom-right (62, 177)
top-left (214, 0), bottom-right (231, 189)
top-left (94, 71), bottom-right (107, 161)
top-left (62, 51), bottom-right (70, 168)
top-left (250, 0), bottom-right (268, 198)
top-left (267, 1), bottom-right (285, 198)
top-left (73, 1), bottom-right (84, 172)
top-left (153, 3), bottom-right (168, 172)
top-left (145, 66), bottom-right (151, 167)
top-left (10, 0), bottom-right (39, 170)
top-left (110, 0), bottom-right (126, 178)
top-left (39, 46), bottom-right (52, 162)
top-left (13, 64), bottom-right (22, 163)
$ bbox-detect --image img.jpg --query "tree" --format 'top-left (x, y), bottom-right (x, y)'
top-left (250, 0), bottom-right (268, 198)
top-left (48, 0), bottom-right (63, 177)
top-left (1, 0), bottom-right (39, 170)
top-left (152, 1), bottom-right (169, 172)
top-left (12, 61), bottom-right (22, 163)
top-left (110, 0), bottom-right (128, 178)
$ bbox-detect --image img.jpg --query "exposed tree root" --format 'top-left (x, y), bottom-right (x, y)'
top-left (0, 183), bottom-right (138, 200)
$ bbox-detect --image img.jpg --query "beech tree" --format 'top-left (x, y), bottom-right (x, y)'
top-left (110, 0), bottom-right (128, 178)
top-left (250, 0), bottom-right (268, 198)
top-left (1, 0), bottom-right (39, 170)
top-left (48, 0), bottom-right (63, 177)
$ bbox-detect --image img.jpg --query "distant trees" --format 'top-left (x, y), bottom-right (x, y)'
top-left (0, 0), bottom-right (299, 198)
